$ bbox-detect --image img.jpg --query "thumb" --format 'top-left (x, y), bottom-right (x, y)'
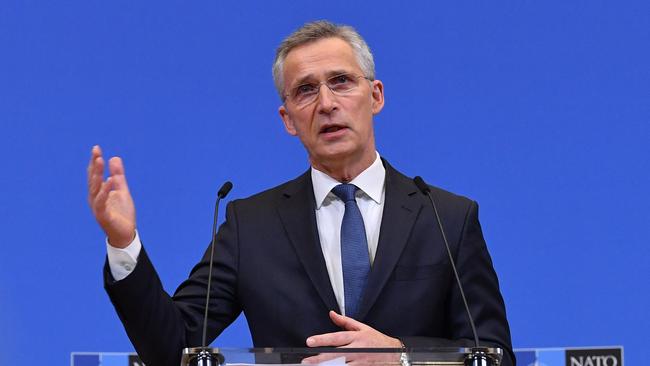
top-left (108, 157), bottom-right (129, 191)
top-left (329, 310), bottom-right (362, 331)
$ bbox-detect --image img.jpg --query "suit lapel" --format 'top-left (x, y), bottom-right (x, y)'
top-left (356, 161), bottom-right (422, 321)
top-left (276, 171), bottom-right (341, 314)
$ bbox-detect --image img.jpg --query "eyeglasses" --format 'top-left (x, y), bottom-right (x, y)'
top-left (284, 73), bottom-right (372, 107)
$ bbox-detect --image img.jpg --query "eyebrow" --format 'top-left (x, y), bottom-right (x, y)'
top-left (292, 69), bottom-right (351, 87)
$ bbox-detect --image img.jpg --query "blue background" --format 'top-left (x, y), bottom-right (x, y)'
top-left (1, 1), bottom-right (648, 365)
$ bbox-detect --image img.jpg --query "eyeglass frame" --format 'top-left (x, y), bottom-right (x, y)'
top-left (282, 73), bottom-right (374, 107)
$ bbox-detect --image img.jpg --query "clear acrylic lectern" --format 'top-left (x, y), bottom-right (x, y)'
top-left (181, 347), bottom-right (503, 366)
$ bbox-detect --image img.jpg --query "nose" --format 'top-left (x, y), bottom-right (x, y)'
top-left (316, 83), bottom-right (337, 114)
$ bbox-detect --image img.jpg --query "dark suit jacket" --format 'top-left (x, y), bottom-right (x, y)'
top-left (104, 161), bottom-right (514, 366)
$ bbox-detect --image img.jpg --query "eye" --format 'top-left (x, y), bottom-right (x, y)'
top-left (295, 83), bottom-right (317, 96)
top-left (330, 74), bottom-right (352, 85)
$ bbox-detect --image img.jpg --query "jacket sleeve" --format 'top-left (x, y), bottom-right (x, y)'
top-left (104, 201), bottom-right (242, 366)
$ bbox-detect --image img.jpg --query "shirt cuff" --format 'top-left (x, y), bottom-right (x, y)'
top-left (106, 230), bottom-right (141, 281)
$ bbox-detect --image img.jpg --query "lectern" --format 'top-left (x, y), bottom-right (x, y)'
top-left (181, 347), bottom-right (503, 366)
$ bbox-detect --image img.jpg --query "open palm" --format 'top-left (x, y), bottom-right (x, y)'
top-left (87, 145), bottom-right (136, 248)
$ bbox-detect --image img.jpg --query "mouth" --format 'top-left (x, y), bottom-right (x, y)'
top-left (319, 124), bottom-right (348, 134)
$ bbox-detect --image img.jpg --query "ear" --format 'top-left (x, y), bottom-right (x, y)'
top-left (279, 105), bottom-right (297, 136)
top-left (370, 80), bottom-right (385, 115)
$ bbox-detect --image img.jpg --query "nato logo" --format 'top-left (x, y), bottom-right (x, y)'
top-left (566, 348), bottom-right (622, 366)
top-left (514, 346), bottom-right (623, 366)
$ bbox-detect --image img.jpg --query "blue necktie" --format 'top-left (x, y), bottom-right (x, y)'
top-left (332, 184), bottom-right (370, 319)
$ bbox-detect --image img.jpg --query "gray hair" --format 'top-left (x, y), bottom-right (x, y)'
top-left (272, 20), bottom-right (376, 100)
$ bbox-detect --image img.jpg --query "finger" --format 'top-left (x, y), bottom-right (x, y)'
top-left (87, 156), bottom-right (105, 202)
top-left (88, 145), bottom-right (102, 168)
top-left (108, 157), bottom-right (129, 191)
top-left (329, 310), bottom-right (363, 331)
top-left (93, 177), bottom-right (113, 214)
top-left (108, 156), bottom-right (124, 175)
top-left (87, 146), bottom-right (103, 179)
top-left (306, 331), bottom-right (355, 347)
top-left (87, 145), bottom-right (100, 176)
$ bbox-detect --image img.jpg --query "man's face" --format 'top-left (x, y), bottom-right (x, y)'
top-left (278, 37), bottom-right (384, 169)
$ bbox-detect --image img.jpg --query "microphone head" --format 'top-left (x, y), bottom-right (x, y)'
top-left (217, 181), bottom-right (233, 199)
top-left (413, 176), bottom-right (431, 194)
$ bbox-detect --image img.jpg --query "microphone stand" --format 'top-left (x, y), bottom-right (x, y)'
top-left (414, 177), bottom-right (495, 366)
top-left (186, 182), bottom-right (233, 366)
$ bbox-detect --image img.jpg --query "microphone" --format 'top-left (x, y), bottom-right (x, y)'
top-left (217, 181), bottom-right (233, 199)
top-left (194, 181), bottom-right (233, 366)
top-left (413, 176), bottom-right (480, 349)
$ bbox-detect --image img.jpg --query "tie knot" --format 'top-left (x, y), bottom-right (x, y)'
top-left (332, 184), bottom-right (358, 202)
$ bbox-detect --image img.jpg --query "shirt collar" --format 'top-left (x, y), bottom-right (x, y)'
top-left (311, 152), bottom-right (386, 209)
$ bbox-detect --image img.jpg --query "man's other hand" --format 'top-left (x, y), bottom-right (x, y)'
top-left (303, 311), bottom-right (402, 364)
top-left (87, 145), bottom-right (136, 248)
top-left (306, 311), bottom-right (402, 348)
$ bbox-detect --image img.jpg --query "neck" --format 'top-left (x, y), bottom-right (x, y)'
top-left (311, 150), bottom-right (376, 183)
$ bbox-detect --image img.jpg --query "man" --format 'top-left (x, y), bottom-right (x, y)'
top-left (88, 21), bottom-right (514, 366)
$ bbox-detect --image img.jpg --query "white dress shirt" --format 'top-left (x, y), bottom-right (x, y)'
top-left (106, 231), bottom-right (142, 281)
top-left (311, 153), bottom-right (385, 315)
top-left (107, 153), bottom-right (386, 315)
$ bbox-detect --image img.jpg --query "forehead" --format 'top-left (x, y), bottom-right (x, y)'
top-left (283, 37), bottom-right (362, 84)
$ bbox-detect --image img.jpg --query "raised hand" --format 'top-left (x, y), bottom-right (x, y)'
top-left (87, 145), bottom-right (136, 248)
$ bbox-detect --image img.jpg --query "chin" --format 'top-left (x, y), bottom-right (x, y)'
top-left (317, 144), bottom-right (354, 158)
